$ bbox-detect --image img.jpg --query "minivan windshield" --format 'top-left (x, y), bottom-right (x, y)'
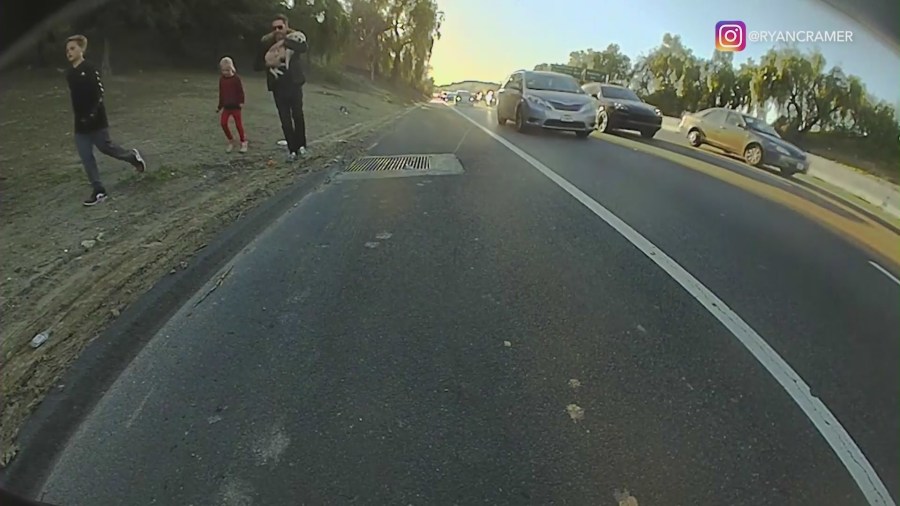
top-left (524, 73), bottom-right (583, 93)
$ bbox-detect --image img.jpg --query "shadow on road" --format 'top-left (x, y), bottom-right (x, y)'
top-left (608, 130), bottom-right (876, 227)
top-left (483, 115), bottom-right (897, 234)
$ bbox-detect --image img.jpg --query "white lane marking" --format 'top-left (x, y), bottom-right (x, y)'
top-left (454, 126), bottom-right (472, 154)
top-left (869, 261), bottom-right (900, 286)
top-left (125, 386), bottom-right (155, 429)
top-left (447, 105), bottom-right (895, 506)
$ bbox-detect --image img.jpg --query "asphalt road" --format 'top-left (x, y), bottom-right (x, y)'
top-left (39, 102), bottom-right (899, 506)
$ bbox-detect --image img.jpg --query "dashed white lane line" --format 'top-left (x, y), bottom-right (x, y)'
top-left (447, 105), bottom-right (895, 506)
top-left (869, 260), bottom-right (900, 286)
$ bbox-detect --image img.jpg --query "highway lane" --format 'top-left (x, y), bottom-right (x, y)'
top-left (455, 102), bottom-right (900, 497)
top-left (39, 102), bottom-right (896, 505)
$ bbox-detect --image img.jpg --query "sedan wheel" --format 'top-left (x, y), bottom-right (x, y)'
top-left (596, 110), bottom-right (609, 133)
top-left (743, 144), bottom-right (763, 167)
top-left (496, 110), bottom-right (506, 126)
top-left (687, 129), bottom-right (702, 147)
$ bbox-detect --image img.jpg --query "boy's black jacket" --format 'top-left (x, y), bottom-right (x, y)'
top-left (66, 60), bottom-right (108, 133)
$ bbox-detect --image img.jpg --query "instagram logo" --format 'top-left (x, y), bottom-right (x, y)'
top-left (716, 20), bottom-right (746, 51)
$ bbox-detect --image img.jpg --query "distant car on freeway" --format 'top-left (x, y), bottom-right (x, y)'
top-left (679, 107), bottom-right (809, 177)
top-left (454, 90), bottom-right (474, 106)
top-left (582, 82), bottom-right (662, 138)
top-left (496, 70), bottom-right (596, 138)
top-left (444, 91), bottom-right (457, 103)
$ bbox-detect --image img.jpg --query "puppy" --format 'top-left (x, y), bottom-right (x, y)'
top-left (265, 31), bottom-right (306, 79)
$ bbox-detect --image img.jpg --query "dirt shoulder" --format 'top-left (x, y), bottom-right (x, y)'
top-left (0, 68), bottom-right (412, 465)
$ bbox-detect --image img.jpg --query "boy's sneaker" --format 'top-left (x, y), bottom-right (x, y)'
top-left (298, 146), bottom-right (308, 156)
top-left (132, 149), bottom-right (146, 173)
top-left (83, 189), bottom-right (108, 207)
top-left (239, 141), bottom-right (248, 153)
top-left (226, 141), bottom-right (234, 153)
top-left (286, 152), bottom-right (297, 163)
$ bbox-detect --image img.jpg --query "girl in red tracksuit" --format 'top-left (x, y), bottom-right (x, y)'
top-left (217, 56), bottom-right (248, 153)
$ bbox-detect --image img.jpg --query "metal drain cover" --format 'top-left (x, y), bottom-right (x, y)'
top-left (337, 154), bottom-right (464, 180)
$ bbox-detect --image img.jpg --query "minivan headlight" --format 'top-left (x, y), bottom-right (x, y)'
top-left (525, 95), bottom-right (550, 109)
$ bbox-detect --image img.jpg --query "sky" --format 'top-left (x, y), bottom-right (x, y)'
top-left (429, 0), bottom-right (900, 106)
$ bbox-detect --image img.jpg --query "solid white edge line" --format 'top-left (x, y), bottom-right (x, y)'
top-left (446, 104), bottom-right (895, 506)
top-left (869, 261), bottom-right (900, 286)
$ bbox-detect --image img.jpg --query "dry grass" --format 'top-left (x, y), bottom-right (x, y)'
top-left (0, 68), bottom-right (411, 464)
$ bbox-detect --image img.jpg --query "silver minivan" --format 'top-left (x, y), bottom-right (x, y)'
top-left (495, 70), bottom-right (596, 138)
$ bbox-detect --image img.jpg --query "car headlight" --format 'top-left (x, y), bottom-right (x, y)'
top-left (580, 102), bottom-right (595, 111)
top-left (775, 145), bottom-right (791, 156)
top-left (612, 102), bottom-right (626, 110)
top-left (654, 108), bottom-right (662, 116)
top-left (525, 95), bottom-right (550, 109)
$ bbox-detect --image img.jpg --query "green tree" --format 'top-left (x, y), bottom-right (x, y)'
top-left (590, 44), bottom-right (632, 83)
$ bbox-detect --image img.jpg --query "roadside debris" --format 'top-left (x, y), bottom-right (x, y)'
top-left (80, 239), bottom-right (96, 250)
top-left (1, 444), bottom-right (19, 466)
top-left (566, 403), bottom-right (584, 422)
top-left (193, 265), bottom-right (234, 308)
top-left (29, 330), bottom-right (51, 349)
top-left (364, 242), bottom-right (380, 248)
top-left (503, 340), bottom-right (512, 347)
top-left (568, 378), bottom-right (582, 389)
top-left (614, 489), bottom-right (639, 506)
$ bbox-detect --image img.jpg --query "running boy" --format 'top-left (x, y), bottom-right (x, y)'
top-left (64, 34), bottom-right (146, 206)
top-left (217, 56), bottom-right (248, 153)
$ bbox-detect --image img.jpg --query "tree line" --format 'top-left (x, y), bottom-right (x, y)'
top-left (25, 0), bottom-right (443, 93)
top-left (563, 34), bottom-right (899, 151)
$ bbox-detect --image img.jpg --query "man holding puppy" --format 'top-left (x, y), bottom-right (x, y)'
top-left (254, 14), bottom-right (309, 162)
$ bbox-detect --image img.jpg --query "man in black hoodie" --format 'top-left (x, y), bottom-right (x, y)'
top-left (64, 34), bottom-right (146, 206)
top-left (255, 14), bottom-right (309, 162)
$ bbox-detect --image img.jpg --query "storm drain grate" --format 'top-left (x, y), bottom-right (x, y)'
top-left (336, 154), bottom-right (464, 180)
top-left (345, 155), bottom-right (431, 172)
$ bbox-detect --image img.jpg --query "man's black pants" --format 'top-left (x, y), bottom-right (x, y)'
top-left (273, 86), bottom-right (307, 154)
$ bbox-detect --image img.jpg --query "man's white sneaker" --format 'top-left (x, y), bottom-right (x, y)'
top-left (239, 141), bottom-right (248, 153)
top-left (226, 142), bottom-right (234, 153)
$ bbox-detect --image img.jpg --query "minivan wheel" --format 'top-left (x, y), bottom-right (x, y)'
top-left (743, 143), bottom-right (764, 167)
top-left (515, 106), bottom-right (527, 132)
top-left (496, 110), bottom-right (506, 125)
